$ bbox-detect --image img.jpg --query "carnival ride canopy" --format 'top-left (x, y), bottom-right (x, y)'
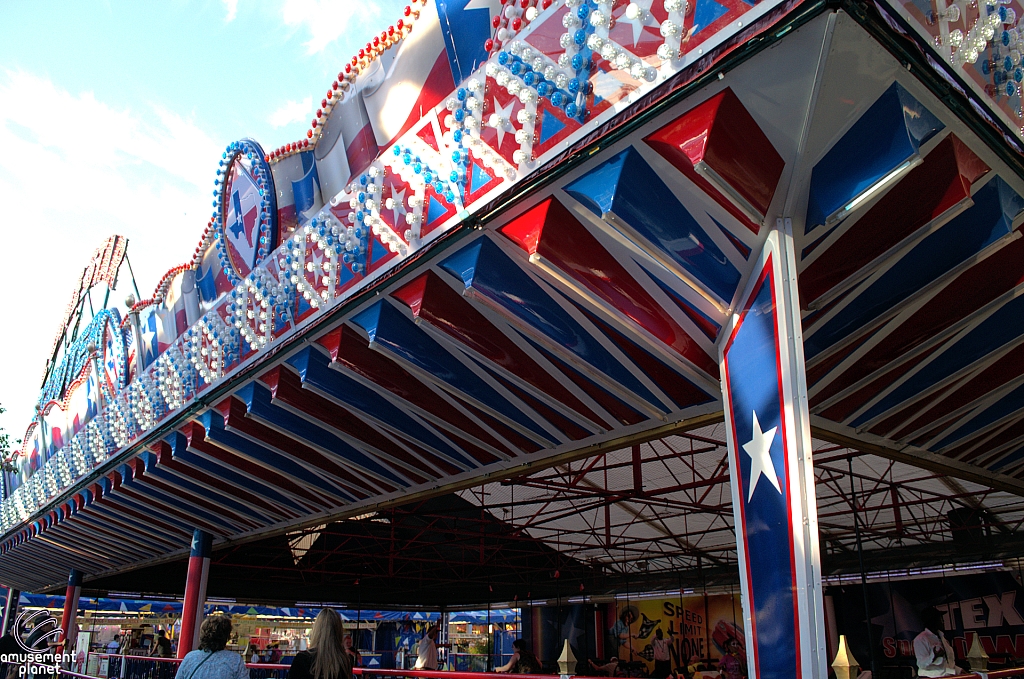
top-left (2, 0), bottom-right (1024, 603)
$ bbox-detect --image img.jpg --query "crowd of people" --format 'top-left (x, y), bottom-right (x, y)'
top-left (0, 603), bottom-right (971, 679)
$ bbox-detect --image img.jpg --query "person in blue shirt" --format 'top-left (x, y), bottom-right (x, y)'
top-left (174, 616), bottom-right (248, 679)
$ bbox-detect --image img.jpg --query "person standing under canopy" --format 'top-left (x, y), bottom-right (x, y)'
top-left (914, 608), bottom-right (958, 678)
top-left (151, 630), bottom-right (172, 658)
top-left (288, 609), bottom-right (353, 679)
top-left (414, 624), bottom-right (439, 670)
top-left (343, 634), bottom-right (361, 667)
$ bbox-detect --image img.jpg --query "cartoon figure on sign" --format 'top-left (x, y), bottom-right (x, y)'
top-left (608, 605), bottom-right (639, 659)
top-left (223, 155), bottom-right (264, 279)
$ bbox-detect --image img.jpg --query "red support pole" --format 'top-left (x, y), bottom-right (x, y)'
top-left (1, 587), bottom-right (20, 636)
top-left (177, 529), bottom-right (212, 659)
top-left (58, 569), bottom-right (83, 655)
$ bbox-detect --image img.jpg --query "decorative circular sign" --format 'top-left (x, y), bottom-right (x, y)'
top-left (101, 315), bottom-right (126, 397)
top-left (216, 139), bottom-right (277, 284)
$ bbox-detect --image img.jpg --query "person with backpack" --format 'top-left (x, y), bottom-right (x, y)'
top-left (175, 616), bottom-right (248, 679)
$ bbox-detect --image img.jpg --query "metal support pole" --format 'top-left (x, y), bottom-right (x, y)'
top-left (719, 222), bottom-right (827, 679)
top-left (177, 529), bottom-right (212, 658)
top-left (1, 587), bottom-right (20, 636)
top-left (848, 456), bottom-right (877, 677)
top-left (124, 295), bottom-right (145, 374)
top-left (59, 569), bottom-right (83, 655)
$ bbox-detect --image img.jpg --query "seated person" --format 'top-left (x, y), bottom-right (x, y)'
top-left (496, 639), bottom-right (542, 674)
top-left (589, 657), bottom-right (620, 676)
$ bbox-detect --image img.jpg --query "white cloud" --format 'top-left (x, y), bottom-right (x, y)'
top-left (224, 0), bottom-right (239, 21)
top-left (281, 0), bottom-right (383, 54)
top-left (0, 71), bottom-right (220, 443)
top-left (268, 95), bottom-right (313, 128)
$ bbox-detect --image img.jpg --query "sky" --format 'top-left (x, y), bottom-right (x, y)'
top-left (0, 0), bottom-right (409, 445)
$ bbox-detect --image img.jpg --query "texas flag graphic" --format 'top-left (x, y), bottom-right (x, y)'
top-left (720, 229), bottom-right (825, 679)
top-left (224, 160), bottom-right (262, 278)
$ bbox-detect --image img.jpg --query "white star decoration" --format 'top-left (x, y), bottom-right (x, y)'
top-left (310, 246), bottom-right (325, 280)
top-left (741, 411), bottom-right (781, 502)
top-left (622, 0), bottom-right (660, 47)
top-left (390, 186), bottom-right (408, 225)
top-left (492, 96), bottom-right (516, 149)
top-left (142, 325), bottom-right (157, 360)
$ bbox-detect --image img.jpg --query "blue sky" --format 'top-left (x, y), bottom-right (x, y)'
top-left (0, 0), bottom-right (408, 442)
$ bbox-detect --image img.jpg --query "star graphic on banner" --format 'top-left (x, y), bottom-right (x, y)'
top-left (561, 614), bottom-right (585, 653)
top-left (389, 186), bottom-right (408, 226)
top-left (621, 0), bottom-right (660, 47)
top-left (142, 324), bottom-right (157, 361)
top-left (465, 0), bottom-right (504, 25)
top-left (492, 96), bottom-right (516, 149)
top-left (741, 411), bottom-right (781, 502)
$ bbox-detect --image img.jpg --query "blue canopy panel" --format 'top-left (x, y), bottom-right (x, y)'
top-left (799, 134), bottom-right (989, 309)
top-left (805, 82), bottom-right (944, 233)
top-left (496, 196), bottom-right (722, 385)
top-left (804, 176), bottom-right (1024, 361)
top-left (163, 430), bottom-right (311, 516)
top-left (350, 300), bottom-right (560, 445)
top-left (286, 346), bottom-right (490, 471)
top-left (847, 292), bottom-right (1024, 427)
top-left (390, 270), bottom-right (613, 439)
top-left (198, 409), bottom-right (360, 505)
top-left (234, 381), bottom-right (413, 490)
top-left (92, 474), bottom-right (203, 538)
top-left (135, 450), bottom-right (276, 528)
top-left (160, 433), bottom-right (310, 520)
top-left (257, 364), bottom-right (456, 482)
top-left (123, 459), bottom-right (245, 534)
top-left (438, 236), bottom-right (682, 419)
top-left (563, 146), bottom-right (741, 306)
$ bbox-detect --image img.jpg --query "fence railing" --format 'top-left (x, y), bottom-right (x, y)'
top-left (52, 655), bottom-right (558, 679)
top-left (48, 656), bottom-right (1024, 679)
top-left (94, 654), bottom-right (288, 679)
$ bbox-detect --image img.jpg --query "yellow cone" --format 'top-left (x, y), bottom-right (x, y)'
top-left (832, 635), bottom-right (861, 679)
top-left (557, 639), bottom-right (577, 676)
top-left (967, 632), bottom-right (989, 671)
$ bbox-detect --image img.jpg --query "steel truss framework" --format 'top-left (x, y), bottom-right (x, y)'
top-left (83, 425), bottom-right (1024, 606)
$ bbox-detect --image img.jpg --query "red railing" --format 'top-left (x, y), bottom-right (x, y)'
top-left (352, 671), bottom-right (548, 679)
top-left (59, 654), bottom-right (551, 679)
top-left (55, 656), bottom-right (1024, 679)
top-left (944, 670), bottom-right (1024, 679)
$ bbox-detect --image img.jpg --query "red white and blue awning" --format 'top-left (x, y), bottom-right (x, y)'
top-left (3, 0), bottom-right (1024, 595)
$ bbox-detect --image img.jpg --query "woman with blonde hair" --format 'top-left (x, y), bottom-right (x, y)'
top-left (174, 615), bottom-right (248, 679)
top-left (288, 609), bottom-right (353, 679)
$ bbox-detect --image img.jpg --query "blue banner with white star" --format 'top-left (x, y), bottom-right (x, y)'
top-left (720, 226), bottom-right (826, 679)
